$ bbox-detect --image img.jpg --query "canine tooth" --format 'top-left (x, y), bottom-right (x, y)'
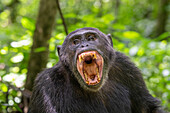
top-left (97, 78), bottom-right (100, 81)
top-left (81, 55), bottom-right (84, 60)
top-left (96, 68), bottom-right (100, 81)
top-left (90, 53), bottom-right (93, 57)
top-left (86, 81), bottom-right (89, 84)
top-left (84, 71), bottom-right (88, 81)
top-left (82, 54), bottom-right (85, 59)
top-left (94, 53), bottom-right (97, 59)
top-left (79, 56), bottom-right (82, 62)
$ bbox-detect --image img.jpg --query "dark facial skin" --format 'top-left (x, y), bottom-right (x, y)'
top-left (28, 27), bottom-right (164, 113)
top-left (58, 28), bottom-right (115, 91)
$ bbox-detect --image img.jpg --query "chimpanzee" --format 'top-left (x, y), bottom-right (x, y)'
top-left (28, 27), bottom-right (164, 113)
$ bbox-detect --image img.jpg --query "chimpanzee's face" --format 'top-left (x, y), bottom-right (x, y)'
top-left (59, 28), bottom-right (115, 91)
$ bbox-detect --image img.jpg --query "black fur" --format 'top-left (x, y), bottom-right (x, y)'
top-left (28, 27), bottom-right (163, 113)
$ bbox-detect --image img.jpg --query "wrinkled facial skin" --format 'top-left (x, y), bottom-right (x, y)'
top-left (58, 27), bottom-right (115, 91)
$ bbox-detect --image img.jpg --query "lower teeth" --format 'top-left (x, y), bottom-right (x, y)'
top-left (83, 68), bottom-right (100, 84)
top-left (86, 81), bottom-right (89, 84)
top-left (84, 71), bottom-right (88, 81)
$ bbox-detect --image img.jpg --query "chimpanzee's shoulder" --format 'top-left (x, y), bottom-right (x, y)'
top-left (115, 51), bottom-right (132, 63)
top-left (34, 61), bottom-right (66, 87)
top-left (115, 51), bottom-right (129, 59)
top-left (114, 51), bottom-right (141, 74)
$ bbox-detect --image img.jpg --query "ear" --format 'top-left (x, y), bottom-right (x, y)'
top-left (57, 45), bottom-right (62, 58)
top-left (107, 34), bottom-right (113, 47)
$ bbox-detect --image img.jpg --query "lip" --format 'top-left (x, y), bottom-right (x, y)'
top-left (76, 50), bottom-right (104, 86)
top-left (75, 48), bottom-right (103, 62)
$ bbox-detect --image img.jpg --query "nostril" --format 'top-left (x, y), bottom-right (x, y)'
top-left (81, 44), bottom-right (88, 48)
top-left (81, 45), bottom-right (84, 48)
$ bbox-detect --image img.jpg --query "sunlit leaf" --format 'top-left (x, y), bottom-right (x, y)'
top-left (10, 53), bottom-right (24, 63)
top-left (34, 47), bottom-right (47, 52)
top-left (101, 14), bottom-right (114, 24)
top-left (113, 23), bottom-right (126, 30)
top-left (0, 47), bottom-right (8, 55)
top-left (123, 31), bottom-right (140, 39)
top-left (137, 48), bottom-right (144, 56)
top-left (11, 39), bottom-right (31, 48)
top-left (49, 43), bottom-right (55, 51)
top-left (3, 73), bottom-right (17, 82)
top-left (55, 33), bottom-right (65, 40)
top-left (1, 84), bottom-right (8, 92)
top-left (10, 67), bottom-right (20, 73)
top-left (21, 17), bottom-right (35, 31)
top-left (0, 10), bottom-right (10, 20)
top-left (21, 69), bottom-right (27, 74)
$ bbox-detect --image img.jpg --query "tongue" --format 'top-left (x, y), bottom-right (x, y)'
top-left (83, 62), bottom-right (97, 77)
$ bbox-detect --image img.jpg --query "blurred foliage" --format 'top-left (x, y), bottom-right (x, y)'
top-left (0, 0), bottom-right (170, 112)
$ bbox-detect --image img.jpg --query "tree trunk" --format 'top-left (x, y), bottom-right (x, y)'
top-left (154, 0), bottom-right (169, 37)
top-left (26, 0), bottom-right (57, 92)
top-left (10, 0), bottom-right (20, 23)
top-left (24, 0), bottom-right (57, 112)
top-left (115, 0), bottom-right (120, 19)
top-left (98, 0), bottom-right (103, 17)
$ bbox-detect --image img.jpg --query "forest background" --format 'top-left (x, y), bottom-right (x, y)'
top-left (0, 0), bottom-right (169, 112)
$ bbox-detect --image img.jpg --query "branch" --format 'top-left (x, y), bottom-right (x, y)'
top-left (9, 84), bottom-right (32, 98)
top-left (1, 81), bottom-right (32, 98)
top-left (6, 86), bottom-right (9, 112)
top-left (56, 0), bottom-right (68, 35)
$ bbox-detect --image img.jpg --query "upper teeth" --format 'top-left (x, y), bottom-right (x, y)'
top-left (78, 52), bottom-right (97, 63)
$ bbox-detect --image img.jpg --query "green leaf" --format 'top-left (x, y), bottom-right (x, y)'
top-left (123, 31), bottom-right (140, 39)
top-left (1, 84), bottom-right (8, 92)
top-left (34, 47), bottom-right (47, 53)
top-left (155, 32), bottom-right (170, 41)
top-left (101, 14), bottom-right (114, 24)
top-left (113, 23), bottom-right (126, 30)
top-left (13, 104), bottom-right (22, 112)
top-left (21, 17), bottom-right (35, 31)
top-left (64, 13), bottom-right (77, 18)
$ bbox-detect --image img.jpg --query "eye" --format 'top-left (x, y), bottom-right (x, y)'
top-left (73, 39), bottom-right (80, 45)
top-left (87, 34), bottom-right (96, 41)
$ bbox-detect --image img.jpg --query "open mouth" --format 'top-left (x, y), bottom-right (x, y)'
top-left (77, 51), bottom-right (103, 85)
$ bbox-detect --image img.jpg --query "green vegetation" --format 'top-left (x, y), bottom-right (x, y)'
top-left (0, 0), bottom-right (169, 112)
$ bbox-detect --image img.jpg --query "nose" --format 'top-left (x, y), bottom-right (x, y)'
top-left (81, 43), bottom-right (89, 48)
